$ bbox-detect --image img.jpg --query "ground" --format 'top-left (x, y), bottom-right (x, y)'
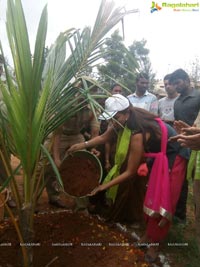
top-left (0, 210), bottom-right (149, 267)
top-left (0, 156), bottom-right (199, 267)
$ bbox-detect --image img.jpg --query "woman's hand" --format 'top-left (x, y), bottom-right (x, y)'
top-left (67, 143), bottom-right (85, 154)
top-left (90, 148), bottom-right (101, 157)
top-left (87, 184), bottom-right (106, 196)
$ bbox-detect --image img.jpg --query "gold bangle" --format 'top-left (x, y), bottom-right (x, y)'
top-left (84, 141), bottom-right (89, 148)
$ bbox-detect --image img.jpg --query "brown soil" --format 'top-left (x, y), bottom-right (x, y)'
top-left (0, 156), bottom-right (197, 267)
top-left (0, 211), bottom-right (148, 267)
top-left (60, 152), bottom-right (101, 197)
top-left (0, 156), bottom-right (150, 267)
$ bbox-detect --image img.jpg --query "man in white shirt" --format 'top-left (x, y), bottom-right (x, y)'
top-left (127, 72), bottom-right (158, 115)
top-left (158, 74), bottom-right (179, 126)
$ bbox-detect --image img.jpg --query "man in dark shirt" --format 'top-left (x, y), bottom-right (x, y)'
top-left (171, 75), bottom-right (200, 125)
top-left (169, 68), bottom-right (200, 223)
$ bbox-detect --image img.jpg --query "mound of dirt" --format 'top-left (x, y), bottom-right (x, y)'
top-left (0, 210), bottom-right (148, 267)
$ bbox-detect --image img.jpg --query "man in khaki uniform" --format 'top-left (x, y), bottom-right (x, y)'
top-left (46, 105), bottom-right (100, 209)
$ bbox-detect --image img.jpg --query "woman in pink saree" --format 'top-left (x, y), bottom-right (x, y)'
top-left (67, 94), bottom-right (189, 263)
top-left (142, 118), bottom-right (187, 261)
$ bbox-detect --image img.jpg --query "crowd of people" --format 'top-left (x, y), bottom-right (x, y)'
top-left (1, 67), bottom-right (200, 263)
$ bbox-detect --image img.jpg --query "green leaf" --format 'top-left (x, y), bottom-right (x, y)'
top-left (41, 144), bottom-right (63, 188)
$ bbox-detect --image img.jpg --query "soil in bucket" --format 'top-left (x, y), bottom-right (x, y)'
top-left (59, 151), bottom-right (102, 197)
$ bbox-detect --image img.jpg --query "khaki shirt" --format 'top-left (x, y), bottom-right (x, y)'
top-left (61, 106), bottom-right (100, 136)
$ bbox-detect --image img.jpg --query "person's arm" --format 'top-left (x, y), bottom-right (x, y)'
top-left (173, 120), bottom-right (190, 134)
top-left (169, 121), bottom-right (200, 143)
top-left (175, 133), bottom-right (200, 150)
top-left (89, 133), bottom-right (145, 195)
top-left (67, 126), bottom-right (114, 154)
top-left (182, 127), bottom-right (200, 135)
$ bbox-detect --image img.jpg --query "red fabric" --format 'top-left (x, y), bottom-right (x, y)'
top-left (170, 155), bottom-right (187, 214)
top-left (137, 163), bottom-right (148, 176)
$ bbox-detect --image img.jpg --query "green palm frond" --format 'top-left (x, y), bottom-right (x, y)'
top-left (0, 1), bottom-right (137, 265)
top-left (42, 2), bottom-right (136, 134)
top-left (6, 0), bottom-right (32, 99)
top-left (0, 0), bottom-right (134, 204)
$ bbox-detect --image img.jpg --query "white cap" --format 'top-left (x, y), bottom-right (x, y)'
top-left (99, 94), bottom-right (130, 120)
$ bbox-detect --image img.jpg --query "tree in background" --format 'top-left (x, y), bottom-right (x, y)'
top-left (97, 32), bottom-right (155, 93)
top-left (129, 39), bottom-right (156, 91)
top-left (187, 56), bottom-right (200, 89)
top-left (97, 30), bottom-right (138, 94)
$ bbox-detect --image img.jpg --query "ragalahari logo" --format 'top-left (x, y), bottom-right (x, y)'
top-left (151, 1), bottom-right (162, 13)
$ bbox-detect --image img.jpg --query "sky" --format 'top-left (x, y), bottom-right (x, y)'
top-left (0, 0), bottom-right (200, 79)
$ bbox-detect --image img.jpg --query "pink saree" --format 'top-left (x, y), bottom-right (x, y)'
top-left (143, 118), bottom-right (187, 242)
top-left (144, 118), bottom-right (172, 221)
